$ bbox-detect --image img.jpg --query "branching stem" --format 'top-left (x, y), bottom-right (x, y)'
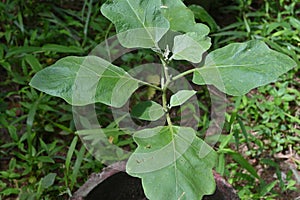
top-left (160, 56), bottom-right (174, 134)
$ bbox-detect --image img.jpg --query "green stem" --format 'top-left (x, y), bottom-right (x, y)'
top-left (160, 56), bottom-right (174, 133)
top-left (138, 80), bottom-right (162, 91)
top-left (104, 23), bottom-right (113, 61)
top-left (160, 56), bottom-right (171, 87)
top-left (172, 68), bottom-right (197, 81)
top-left (159, 60), bottom-right (197, 133)
top-left (162, 87), bottom-right (174, 133)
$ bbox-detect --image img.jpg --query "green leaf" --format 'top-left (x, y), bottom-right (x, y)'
top-left (259, 180), bottom-right (278, 196)
top-left (101, 0), bottom-right (169, 48)
top-left (70, 146), bottom-right (85, 189)
top-left (41, 44), bottom-right (84, 54)
top-left (127, 126), bottom-right (217, 200)
top-left (131, 101), bottom-right (165, 121)
top-left (289, 17), bottom-right (300, 31)
top-left (5, 45), bottom-right (83, 58)
top-left (171, 32), bottom-right (211, 63)
top-left (7, 125), bottom-right (18, 142)
top-left (193, 40), bottom-right (297, 96)
top-left (0, 188), bottom-right (20, 196)
top-left (41, 173), bottom-right (56, 189)
top-left (284, 113), bottom-right (300, 124)
top-left (24, 54), bottom-right (42, 72)
top-left (37, 156), bottom-right (55, 163)
top-left (216, 153), bottom-right (225, 176)
top-left (65, 136), bottom-right (78, 176)
top-left (169, 90), bottom-right (196, 108)
top-left (6, 46), bottom-right (41, 58)
top-left (161, 0), bottom-right (211, 63)
top-left (76, 128), bottom-right (131, 162)
top-left (230, 152), bottom-right (260, 180)
top-left (161, 0), bottom-right (209, 34)
top-left (189, 5), bottom-right (219, 32)
top-left (30, 56), bottom-right (139, 107)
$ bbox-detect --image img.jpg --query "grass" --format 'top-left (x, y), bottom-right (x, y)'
top-left (208, 0), bottom-right (300, 199)
top-left (0, 0), bottom-right (299, 199)
top-left (0, 1), bottom-right (109, 199)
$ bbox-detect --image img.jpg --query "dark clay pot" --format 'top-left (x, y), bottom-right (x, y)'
top-left (71, 161), bottom-right (240, 200)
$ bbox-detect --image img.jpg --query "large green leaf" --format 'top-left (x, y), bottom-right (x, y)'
top-left (193, 40), bottom-right (297, 96)
top-left (30, 56), bottom-right (139, 107)
top-left (131, 101), bottom-right (165, 121)
top-left (127, 126), bottom-right (217, 200)
top-left (101, 0), bottom-right (169, 48)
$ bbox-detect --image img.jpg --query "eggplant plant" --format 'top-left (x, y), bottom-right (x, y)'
top-left (29, 0), bottom-right (296, 199)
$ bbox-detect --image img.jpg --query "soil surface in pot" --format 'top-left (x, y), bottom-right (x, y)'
top-left (85, 172), bottom-right (239, 200)
top-left (85, 172), bottom-right (146, 200)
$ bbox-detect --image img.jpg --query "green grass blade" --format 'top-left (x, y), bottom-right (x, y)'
top-left (230, 152), bottom-right (260, 180)
top-left (70, 145), bottom-right (86, 190)
top-left (65, 136), bottom-right (78, 187)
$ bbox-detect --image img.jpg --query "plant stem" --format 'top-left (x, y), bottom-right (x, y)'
top-left (138, 80), bottom-right (162, 91)
top-left (160, 56), bottom-right (174, 133)
top-left (104, 23), bottom-right (113, 61)
top-left (161, 57), bottom-right (171, 86)
top-left (172, 68), bottom-right (197, 81)
top-left (159, 60), bottom-right (197, 133)
top-left (162, 91), bottom-right (174, 134)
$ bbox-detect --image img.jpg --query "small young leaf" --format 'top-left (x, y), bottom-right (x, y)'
top-left (37, 156), bottom-right (55, 163)
top-left (131, 101), bottom-right (164, 121)
top-left (169, 90), bottom-right (196, 108)
top-left (127, 126), bottom-right (217, 200)
top-left (41, 173), bottom-right (56, 189)
top-left (30, 56), bottom-right (139, 107)
top-left (193, 40), bottom-right (296, 96)
top-left (259, 180), bottom-right (278, 196)
top-left (7, 125), bottom-right (18, 142)
top-left (161, 0), bottom-right (211, 62)
top-left (101, 0), bottom-right (169, 48)
top-left (24, 54), bottom-right (42, 72)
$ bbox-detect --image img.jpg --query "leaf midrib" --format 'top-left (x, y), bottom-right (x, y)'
top-left (126, 0), bottom-right (159, 47)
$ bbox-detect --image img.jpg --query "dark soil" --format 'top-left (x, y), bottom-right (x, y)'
top-left (86, 172), bottom-right (146, 200)
top-left (82, 171), bottom-right (240, 200)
